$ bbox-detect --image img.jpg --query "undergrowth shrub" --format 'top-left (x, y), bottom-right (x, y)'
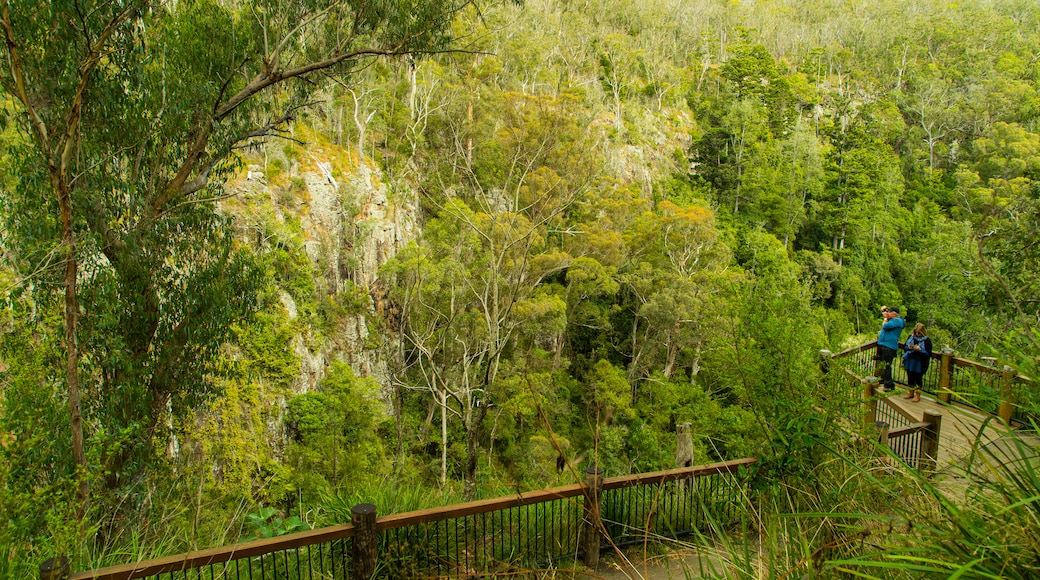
top-left (286, 361), bottom-right (391, 499)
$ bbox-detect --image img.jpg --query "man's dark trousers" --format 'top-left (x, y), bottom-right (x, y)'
top-left (875, 345), bottom-right (897, 390)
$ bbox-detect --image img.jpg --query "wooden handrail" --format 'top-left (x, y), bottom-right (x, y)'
top-left (887, 422), bottom-right (928, 439)
top-left (880, 398), bottom-right (918, 425)
top-left (952, 356), bottom-right (1006, 374)
top-left (831, 340), bottom-right (878, 359)
top-left (70, 524), bottom-right (356, 580)
top-left (602, 457), bottom-right (756, 491)
top-left (950, 356), bottom-right (1033, 382)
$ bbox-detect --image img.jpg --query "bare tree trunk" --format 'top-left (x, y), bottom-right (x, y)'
top-left (351, 88), bottom-right (377, 164)
top-left (663, 327), bottom-right (679, 379)
top-left (467, 100), bottom-right (473, 169)
top-left (440, 386), bottom-right (447, 485)
top-left (59, 183), bottom-right (88, 515)
top-left (464, 403), bottom-right (487, 498)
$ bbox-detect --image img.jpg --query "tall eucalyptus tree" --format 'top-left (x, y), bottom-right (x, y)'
top-left (1, 0), bottom-right (501, 512)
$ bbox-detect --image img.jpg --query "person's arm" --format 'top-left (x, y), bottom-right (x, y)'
top-left (921, 338), bottom-right (932, 356)
top-left (882, 318), bottom-right (902, 330)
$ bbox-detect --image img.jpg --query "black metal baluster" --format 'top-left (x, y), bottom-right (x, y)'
top-left (347, 540), bottom-right (355, 577)
top-left (478, 511), bottom-right (485, 572)
top-left (318, 541), bottom-right (326, 578)
top-left (495, 507), bottom-right (503, 565)
top-left (550, 500), bottom-right (557, 558)
top-left (434, 518), bottom-right (442, 576)
top-left (423, 520), bottom-right (431, 574)
top-left (453, 516), bottom-right (460, 576)
top-left (444, 518), bottom-right (451, 575)
top-left (465, 515), bottom-right (472, 575)
top-left (330, 538), bottom-right (337, 579)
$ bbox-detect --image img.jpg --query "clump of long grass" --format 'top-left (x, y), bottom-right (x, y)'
top-left (317, 476), bottom-right (467, 524)
top-left (832, 417), bottom-right (1040, 578)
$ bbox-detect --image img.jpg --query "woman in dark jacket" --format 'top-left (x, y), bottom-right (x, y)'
top-left (902, 323), bottom-right (932, 403)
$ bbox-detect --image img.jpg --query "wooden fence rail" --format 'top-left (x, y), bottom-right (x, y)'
top-left (57, 458), bottom-right (755, 580)
top-left (877, 413), bottom-right (942, 473)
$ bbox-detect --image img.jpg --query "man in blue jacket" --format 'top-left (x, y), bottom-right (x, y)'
top-left (875, 306), bottom-right (905, 392)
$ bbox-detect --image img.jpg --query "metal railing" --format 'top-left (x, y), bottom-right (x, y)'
top-left (826, 341), bottom-right (1033, 426)
top-left (66, 458), bottom-right (755, 580)
top-left (872, 406), bottom-right (940, 473)
top-left (375, 483), bottom-right (586, 577)
top-left (601, 460), bottom-right (745, 549)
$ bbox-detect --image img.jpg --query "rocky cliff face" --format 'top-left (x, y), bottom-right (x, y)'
top-left (332, 163), bottom-right (418, 391)
top-left (224, 114), bottom-right (687, 399)
top-left (232, 145), bottom-right (418, 397)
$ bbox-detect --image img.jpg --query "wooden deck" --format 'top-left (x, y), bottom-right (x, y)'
top-left (883, 390), bottom-right (1040, 474)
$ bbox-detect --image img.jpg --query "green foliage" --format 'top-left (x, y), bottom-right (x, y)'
top-left (623, 418), bottom-right (670, 472)
top-left (584, 359), bottom-right (633, 425)
top-left (0, 301), bottom-right (97, 571)
top-left (286, 362), bottom-right (390, 497)
top-left (189, 376), bottom-right (295, 505)
top-left (894, 204), bottom-right (988, 344)
top-left (245, 506), bottom-right (307, 539)
top-left (2, 0), bottom-right (502, 567)
top-left (318, 478), bottom-right (468, 524)
top-left (234, 308), bottom-right (301, 390)
top-left (719, 41), bottom-right (797, 133)
top-left (703, 232), bottom-right (834, 479)
top-left (6, 0), bottom-right (1040, 573)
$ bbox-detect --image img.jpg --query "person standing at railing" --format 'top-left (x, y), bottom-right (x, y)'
top-left (874, 306), bottom-right (905, 393)
top-left (901, 323), bottom-right (932, 403)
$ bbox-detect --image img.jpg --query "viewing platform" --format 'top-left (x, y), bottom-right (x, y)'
top-left (826, 341), bottom-right (1038, 477)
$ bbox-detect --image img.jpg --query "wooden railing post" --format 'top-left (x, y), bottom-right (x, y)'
top-left (819, 349), bottom-right (832, 376)
top-left (863, 377), bottom-right (879, 426)
top-left (39, 557), bottom-right (69, 580)
top-left (999, 365), bottom-right (1015, 424)
top-left (581, 465), bottom-right (605, 569)
top-left (938, 348), bottom-right (954, 403)
top-left (351, 503), bottom-right (378, 580)
top-left (920, 411), bottom-right (942, 475)
top-left (876, 421), bottom-right (890, 447)
top-left (675, 423), bottom-right (693, 468)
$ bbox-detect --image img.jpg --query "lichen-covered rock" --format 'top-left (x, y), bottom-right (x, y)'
top-left (230, 148), bottom-right (416, 401)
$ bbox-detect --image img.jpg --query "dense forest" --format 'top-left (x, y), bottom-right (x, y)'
top-left (2, 0), bottom-right (1039, 576)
